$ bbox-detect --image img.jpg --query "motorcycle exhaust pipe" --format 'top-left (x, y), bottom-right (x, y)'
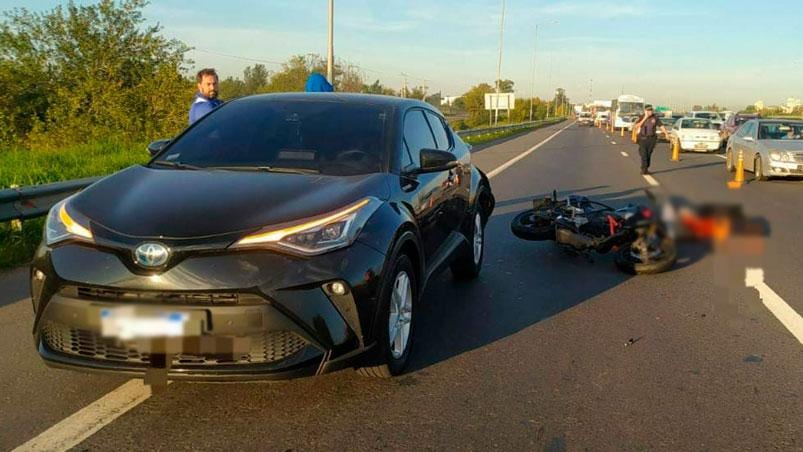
top-left (556, 228), bottom-right (595, 250)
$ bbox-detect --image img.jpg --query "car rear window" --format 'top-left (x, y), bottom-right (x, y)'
top-left (159, 98), bottom-right (391, 176)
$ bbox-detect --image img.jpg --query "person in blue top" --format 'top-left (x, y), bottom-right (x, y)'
top-left (189, 68), bottom-right (223, 124)
top-left (305, 72), bottom-right (334, 92)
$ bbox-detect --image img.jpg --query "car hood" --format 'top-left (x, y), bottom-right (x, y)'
top-left (763, 140), bottom-right (803, 152)
top-left (71, 165), bottom-right (391, 239)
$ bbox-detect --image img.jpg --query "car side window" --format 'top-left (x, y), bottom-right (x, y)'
top-left (403, 110), bottom-right (437, 168)
top-left (741, 122), bottom-right (755, 138)
top-left (425, 111), bottom-right (451, 151)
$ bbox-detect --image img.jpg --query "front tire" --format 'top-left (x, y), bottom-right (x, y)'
top-left (754, 156), bottom-right (767, 181)
top-left (356, 254), bottom-right (416, 378)
top-left (451, 211), bottom-right (485, 280)
top-left (726, 149), bottom-right (735, 172)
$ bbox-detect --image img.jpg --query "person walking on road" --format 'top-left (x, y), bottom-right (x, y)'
top-left (189, 68), bottom-right (223, 124)
top-left (634, 105), bottom-right (669, 175)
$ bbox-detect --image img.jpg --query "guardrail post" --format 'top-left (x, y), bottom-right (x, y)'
top-left (8, 185), bottom-right (22, 231)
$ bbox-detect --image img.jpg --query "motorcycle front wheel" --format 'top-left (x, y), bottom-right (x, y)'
top-left (614, 236), bottom-right (677, 275)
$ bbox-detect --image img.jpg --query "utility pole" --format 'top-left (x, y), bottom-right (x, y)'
top-left (401, 73), bottom-right (408, 98)
top-left (326, 0), bottom-right (334, 84)
top-left (528, 24), bottom-right (539, 122)
top-left (494, 0), bottom-right (505, 126)
top-left (589, 78), bottom-right (593, 104)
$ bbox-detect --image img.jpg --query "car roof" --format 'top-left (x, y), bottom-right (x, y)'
top-left (756, 118), bottom-right (803, 124)
top-left (230, 92), bottom-right (435, 115)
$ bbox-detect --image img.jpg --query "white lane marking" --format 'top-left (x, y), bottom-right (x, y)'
top-left (620, 151), bottom-right (629, 157)
top-left (715, 155), bottom-right (727, 160)
top-left (611, 141), bottom-right (617, 144)
top-left (12, 380), bottom-right (154, 452)
top-left (746, 268), bottom-right (803, 345)
top-left (487, 121), bottom-right (574, 179)
top-left (643, 174), bottom-right (660, 186)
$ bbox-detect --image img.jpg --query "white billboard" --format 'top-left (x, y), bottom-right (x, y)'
top-left (484, 93), bottom-right (515, 110)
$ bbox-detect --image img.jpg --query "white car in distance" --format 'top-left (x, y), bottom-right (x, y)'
top-left (688, 111), bottom-right (724, 129)
top-left (670, 118), bottom-right (722, 152)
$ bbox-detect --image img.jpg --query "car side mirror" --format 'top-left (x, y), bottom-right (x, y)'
top-left (413, 148), bottom-right (458, 174)
top-left (147, 139), bottom-right (171, 157)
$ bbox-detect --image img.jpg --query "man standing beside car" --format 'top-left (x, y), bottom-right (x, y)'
top-left (634, 105), bottom-right (669, 175)
top-left (189, 68), bottom-right (223, 124)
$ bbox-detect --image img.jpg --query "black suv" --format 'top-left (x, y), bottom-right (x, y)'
top-left (31, 93), bottom-right (495, 380)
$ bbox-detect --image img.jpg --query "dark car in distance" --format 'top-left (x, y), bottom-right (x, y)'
top-left (31, 93), bottom-right (495, 381)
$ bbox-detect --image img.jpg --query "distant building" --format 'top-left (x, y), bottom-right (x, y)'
top-left (440, 96), bottom-right (461, 107)
top-left (783, 97), bottom-right (801, 114)
top-left (754, 100), bottom-right (765, 111)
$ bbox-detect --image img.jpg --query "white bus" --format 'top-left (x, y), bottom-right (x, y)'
top-left (611, 94), bottom-right (645, 131)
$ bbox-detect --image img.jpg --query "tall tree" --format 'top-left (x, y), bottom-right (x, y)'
top-left (0, 0), bottom-right (191, 147)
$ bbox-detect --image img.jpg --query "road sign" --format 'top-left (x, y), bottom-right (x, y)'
top-left (484, 93), bottom-right (515, 111)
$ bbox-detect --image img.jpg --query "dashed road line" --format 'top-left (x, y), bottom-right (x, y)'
top-left (620, 151), bottom-right (629, 157)
top-left (487, 121), bottom-right (574, 179)
top-left (715, 154), bottom-right (727, 160)
top-left (611, 141), bottom-right (617, 144)
top-left (643, 174), bottom-right (660, 186)
top-left (746, 268), bottom-right (803, 345)
top-left (12, 380), bottom-right (154, 452)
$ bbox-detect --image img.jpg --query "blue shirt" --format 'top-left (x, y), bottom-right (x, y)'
top-left (189, 92), bottom-right (223, 124)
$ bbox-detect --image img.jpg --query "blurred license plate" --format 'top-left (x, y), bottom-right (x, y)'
top-left (695, 143), bottom-right (708, 149)
top-left (100, 307), bottom-right (201, 340)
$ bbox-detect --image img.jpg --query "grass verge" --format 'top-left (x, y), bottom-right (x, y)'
top-left (462, 119), bottom-right (564, 146)
top-left (1, 141), bottom-right (148, 269)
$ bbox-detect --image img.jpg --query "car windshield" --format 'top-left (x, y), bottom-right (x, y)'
top-left (618, 102), bottom-right (643, 115)
top-left (694, 112), bottom-right (717, 120)
top-left (758, 122), bottom-right (803, 140)
top-left (154, 98), bottom-right (391, 176)
top-left (580, 112), bottom-right (591, 117)
top-left (681, 119), bottom-right (713, 129)
top-left (735, 116), bottom-right (755, 126)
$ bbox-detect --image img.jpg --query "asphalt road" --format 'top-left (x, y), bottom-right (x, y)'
top-left (1, 122), bottom-right (801, 451)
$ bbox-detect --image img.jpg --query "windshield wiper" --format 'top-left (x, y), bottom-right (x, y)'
top-left (208, 165), bottom-right (320, 175)
top-left (150, 160), bottom-right (202, 170)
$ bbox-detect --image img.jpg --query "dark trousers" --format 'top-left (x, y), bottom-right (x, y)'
top-left (637, 135), bottom-right (657, 171)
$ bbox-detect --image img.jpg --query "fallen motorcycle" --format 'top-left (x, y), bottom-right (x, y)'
top-left (511, 191), bottom-right (677, 274)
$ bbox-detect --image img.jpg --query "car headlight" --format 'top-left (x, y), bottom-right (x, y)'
top-left (231, 197), bottom-right (383, 255)
top-left (45, 199), bottom-right (94, 245)
top-left (781, 153), bottom-right (791, 162)
top-left (769, 151), bottom-right (781, 161)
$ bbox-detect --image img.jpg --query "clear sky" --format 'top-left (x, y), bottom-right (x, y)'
top-left (4, 0), bottom-right (803, 110)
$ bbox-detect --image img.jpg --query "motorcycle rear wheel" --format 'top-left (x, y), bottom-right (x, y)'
top-left (614, 237), bottom-right (677, 275)
top-left (511, 209), bottom-right (555, 241)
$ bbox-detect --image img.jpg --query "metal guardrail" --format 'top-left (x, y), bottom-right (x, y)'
top-left (455, 117), bottom-right (565, 139)
top-left (1, 118), bottom-right (568, 224)
top-left (0, 176), bottom-right (102, 223)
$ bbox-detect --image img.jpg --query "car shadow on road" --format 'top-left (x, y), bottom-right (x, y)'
top-left (650, 161), bottom-right (724, 175)
top-left (407, 186), bottom-right (709, 373)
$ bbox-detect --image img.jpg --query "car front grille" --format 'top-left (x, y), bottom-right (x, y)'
top-left (70, 286), bottom-right (264, 306)
top-left (41, 321), bottom-right (308, 366)
top-left (793, 153), bottom-right (803, 163)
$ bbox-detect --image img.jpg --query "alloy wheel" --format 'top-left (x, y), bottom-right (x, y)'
top-left (472, 212), bottom-right (483, 265)
top-left (388, 271), bottom-right (412, 359)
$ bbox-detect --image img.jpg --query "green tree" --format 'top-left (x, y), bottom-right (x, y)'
top-left (219, 75), bottom-right (246, 99)
top-left (0, 0), bottom-right (192, 148)
top-left (461, 83), bottom-right (494, 127)
top-left (363, 79), bottom-right (396, 96)
top-left (243, 64), bottom-right (270, 93)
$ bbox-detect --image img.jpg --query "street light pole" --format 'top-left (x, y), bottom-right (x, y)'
top-left (327, 0), bottom-right (334, 84)
top-left (528, 20), bottom-right (557, 122)
top-left (494, 0), bottom-right (505, 126)
top-left (528, 24), bottom-right (539, 122)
